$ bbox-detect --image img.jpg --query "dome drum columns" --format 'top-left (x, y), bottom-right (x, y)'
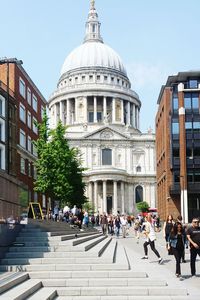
top-left (52, 96), bottom-right (139, 129)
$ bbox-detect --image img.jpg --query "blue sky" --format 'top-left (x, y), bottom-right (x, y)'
top-left (1, 0), bottom-right (200, 132)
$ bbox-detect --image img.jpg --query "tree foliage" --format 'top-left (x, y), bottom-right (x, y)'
top-left (136, 201), bottom-right (150, 213)
top-left (34, 113), bottom-right (86, 207)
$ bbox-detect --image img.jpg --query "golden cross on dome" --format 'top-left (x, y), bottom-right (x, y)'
top-left (90, 0), bottom-right (95, 9)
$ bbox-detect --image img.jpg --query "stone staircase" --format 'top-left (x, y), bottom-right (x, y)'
top-left (0, 223), bottom-right (197, 300)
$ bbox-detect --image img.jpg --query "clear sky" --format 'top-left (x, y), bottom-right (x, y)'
top-left (1, 0), bottom-right (200, 132)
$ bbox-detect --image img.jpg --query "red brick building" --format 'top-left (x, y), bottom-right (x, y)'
top-left (0, 61), bottom-right (47, 218)
top-left (156, 72), bottom-right (200, 223)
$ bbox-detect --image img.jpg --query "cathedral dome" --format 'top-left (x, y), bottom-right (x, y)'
top-left (61, 41), bottom-right (127, 77)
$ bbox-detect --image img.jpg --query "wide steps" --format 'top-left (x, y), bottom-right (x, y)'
top-left (42, 278), bottom-right (167, 287)
top-left (55, 286), bottom-right (188, 297)
top-left (55, 296), bottom-right (199, 300)
top-left (0, 279), bottom-right (42, 300)
top-left (29, 270), bottom-right (147, 279)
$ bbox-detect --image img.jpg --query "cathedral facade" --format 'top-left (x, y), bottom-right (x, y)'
top-left (49, 1), bottom-right (156, 214)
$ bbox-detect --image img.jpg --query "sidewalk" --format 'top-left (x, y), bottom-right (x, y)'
top-left (117, 227), bottom-right (200, 298)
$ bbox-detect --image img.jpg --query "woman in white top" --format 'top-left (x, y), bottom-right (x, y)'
top-left (141, 213), bottom-right (163, 264)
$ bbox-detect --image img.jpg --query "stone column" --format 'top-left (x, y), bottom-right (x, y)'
top-left (137, 107), bottom-right (140, 130)
top-left (75, 98), bottom-right (78, 123)
top-left (94, 181), bottom-right (98, 212)
top-left (60, 101), bottom-right (64, 124)
top-left (127, 101), bottom-right (131, 126)
top-left (133, 104), bottom-right (136, 127)
top-left (103, 180), bottom-right (107, 213)
top-left (121, 181), bottom-right (125, 214)
top-left (66, 99), bottom-right (70, 124)
top-left (103, 96), bottom-right (107, 120)
top-left (85, 96), bottom-right (88, 122)
top-left (135, 107), bottom-right (138, 128)
top-left (88, 182), bottom-right (93, 204)
top-left (121, 100), bottom-right (124, 124)
top-left (55, 103), bottom-right (59, 125)
top-left (112, 98), bottom-right (116, 123)
top-left (94, 96), bottom-right (97, 123)
top-left (113, 181), bottom-right (118, 215)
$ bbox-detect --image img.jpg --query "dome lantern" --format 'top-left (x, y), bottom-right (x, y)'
top-left (84, 0), bottom-right (103, 43)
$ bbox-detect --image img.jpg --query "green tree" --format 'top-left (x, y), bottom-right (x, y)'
top-left (136, 201), bottom-right (149, 213)
top-left (34, 115), bottom-right (86, 208)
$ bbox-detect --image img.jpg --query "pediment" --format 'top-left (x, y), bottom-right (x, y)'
top-left (83, 126), bottom-right (130, 140)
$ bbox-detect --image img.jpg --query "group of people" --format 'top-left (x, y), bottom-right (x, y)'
top-left (140, 213), bottom-right (200, 279)
top-left (162, 214), bottom-right (200, 278)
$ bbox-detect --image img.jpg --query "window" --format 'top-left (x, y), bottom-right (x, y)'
top-left (185, 122), bottom-right (192, 132)
top-left (19, 103), bottom-right (26, 123)
top-left (173, 97), bottom-right (179, 111)
top-left (0, 95), bottom-right (5, 117)
top-left (75, 77), bottom-right (78, 83)
top-left (28, 161), bottom-right (32, 177)
top-left (20, 157), bottom-right (26, 174)
top-left (97, 75), bottom-right (100, 81)
top-left (111, 77), bottom-right (114, 82)
top-left (41, 106), bottom-right (45, 119)
top-left (27, 88), bottom-right (31, 105)
top-left (89, 75), bottom-right (93, 81)
top-left (184, 93), bottom-right (191, 109)
top-left (82, 76), bottom-right (86, 82)
top-left (19, 129), bottom-right (26, 148)
top-left (192, 93), bottom-right (199, 109)
top-left (92, 24), bottom-right (95, 32)
top-left (173, 148), bottom-right (179, 158)
top-left (19, 78), bottom-right (26, 98)
top-left (102, 148), bottom-right (112, 165)
top-left (32, 94), bottom-right (38, 112)
top-left (135, 185), bottom-right (143, 203)
top-left (32, 143), bottom-right (37, 157)
top-left (193, 122), bottom-right (200, 132)
top-left (0, 148), bottom-right (2, 169)
top-left (172, 122), bottom-right (179, 134)
top-left (33, 165), bottom-right (37, 179)
top-left (33, 117), bottom-right (38, 134)
top-left (97, 112), bottom-right (102, 122)
top-left (194, 171), bottom-right (200, 182)
top-left (136, 166), bottom-right (141, 172)
top-left (27, 111), bottom-right (32, 128)
top-left (104, 76), bottom-right (108, 81)
top-left (28, 136), bottom-right (32, 153)
top-left (189, 80), bottom-right (198, 89)
top-left (0, 121), bottom-right (5, 142)
top-left (89, 112), bottom-right (94, 123)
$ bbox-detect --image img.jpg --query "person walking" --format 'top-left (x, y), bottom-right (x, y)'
top-left (186, 218), bottom-right (200, 277)
top-left (163, 214), bottom-right (174, 254)
top-left (169, 223), bottom-right (186, 279)
top-left (134, 217), bottom-right (141, 244)
top-left (175, 215), bottom-right (187, 263)
top-left (141, 213), bottom-right (163, 264)
top-left (121, 215), bottom-right (128, 238)
top-left (114, 215), bottom-right (121, 238)
top-left (100, 213), bottom-right (108, 235)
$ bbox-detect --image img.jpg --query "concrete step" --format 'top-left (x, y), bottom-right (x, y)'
top-left (1, 256), bottom-right (113, 265)
top-left (41, 278), bottom-right (167, 287)
top-left (55, 296), bottom-right (200, 300)
top-left (0, 279), bottom-right (42, 300)
top-left (6, 239), bottom-right (109, 258)
top-left (26, 287), bottom-right (57, 300)
top-left (55, 286), bottom-right (188, 297)
top-left (15, 232), bottom-right (101, 244)
top-left (29, 270), bottom-right (147, 279)
top-left (9, 246), bottom-right (54, 253)
top-left (0, 272), bottom-right (29, 294)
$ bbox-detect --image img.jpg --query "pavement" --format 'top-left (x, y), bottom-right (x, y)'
top-left (115, 226), bottom-right (200, 297)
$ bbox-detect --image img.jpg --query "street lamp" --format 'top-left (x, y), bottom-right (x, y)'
top-left (0, 57), bottom-right (23, 173)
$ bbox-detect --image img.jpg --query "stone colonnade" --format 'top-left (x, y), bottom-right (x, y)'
top-left (86, 180), bottom-right (127, 215)
top-left (51, 96), bottom-right (140, 129)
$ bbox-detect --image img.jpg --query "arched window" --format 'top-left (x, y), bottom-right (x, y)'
top-left (136, 165), bottom-right (141, 172)
top-left (102, 148), bottom-right (112, 165)
top-left (135, 185), bottom-right (143, 203)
